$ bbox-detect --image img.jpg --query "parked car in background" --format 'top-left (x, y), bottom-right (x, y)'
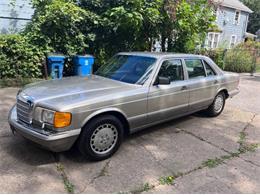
top-left (9, 52), bottom-right (240, 160)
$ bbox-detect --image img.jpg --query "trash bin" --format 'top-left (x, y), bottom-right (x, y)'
top-left (73, 55), bottom-right (94, 76)
top-left (47, 55), bottom-right (66, 79)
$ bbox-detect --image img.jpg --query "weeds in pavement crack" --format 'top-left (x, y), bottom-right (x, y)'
top-left (202, 157), bottom-right (225, 168)
top-left (90, 160), bottom-right (110, 184)
top-left (139, 115), bottom-right (259, 193)
top-left (56, 163), bottom-right (75, 194)
top-left (202, 115), bottom-right (259, 169)
top-left (130, 182), bottom-right (155, 194)
top-left (159, 176), bottom-right (175, 185)
top-left (120, 114), bottom-right (259, 193)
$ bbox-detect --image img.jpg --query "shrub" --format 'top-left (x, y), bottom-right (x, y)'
top-left (24, 0), bottom-right (93, 56)
top-left (0, 34), bottom-right (44, 79)
top-left (197, 41), bottom-right (259, 73)
top-left (224, 47), bottom-right (255, 73)
top-left (196, 48), bottom-right (226, 69)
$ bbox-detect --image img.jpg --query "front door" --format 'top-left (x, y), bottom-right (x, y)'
top-left (147, 59), bottom-right (189, 123)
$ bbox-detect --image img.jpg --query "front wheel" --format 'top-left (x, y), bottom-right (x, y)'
top-left (77, 115), bottom-right (124, 161)
top-left (206, 92), bottom-right (226, 117)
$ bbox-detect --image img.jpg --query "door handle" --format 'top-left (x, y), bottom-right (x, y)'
top-left (214, 80), bottom-right (219, 84)
top-left (181, 86), bottom-right (188, 91)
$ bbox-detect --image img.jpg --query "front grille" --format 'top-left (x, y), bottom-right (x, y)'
top-left (17, 99), bottom-right (32, 124)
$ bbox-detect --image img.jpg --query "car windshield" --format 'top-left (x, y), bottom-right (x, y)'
top-left (95, 55), bottom-right (157, 85)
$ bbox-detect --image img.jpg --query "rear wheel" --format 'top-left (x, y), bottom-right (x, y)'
top-left (206, 91), bottom-right (226, 117)
top-left (77, 115), bottom-right (124, 161)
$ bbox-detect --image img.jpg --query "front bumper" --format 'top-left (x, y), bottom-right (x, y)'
top-left (8, 106), bottom-right (81, 152)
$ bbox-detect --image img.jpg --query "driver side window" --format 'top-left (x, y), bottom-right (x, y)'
top-left (158, 59), bottom-right (184, 82)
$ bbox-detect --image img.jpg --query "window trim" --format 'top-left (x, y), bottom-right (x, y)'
top-left (153, 58), bottom-right (186, 85)
top-left (202, 60), bottom-right (217, 77)
top-left (234, 10), bottom-right (241, 25)
top-left (184, 59), bottom-right (207, 80)
top-left (230, 35), bottom-right (237, 48)
top-left (157, 58), bottom-right (185, 83)
top-left (207, 32), bottom-right (220, 49)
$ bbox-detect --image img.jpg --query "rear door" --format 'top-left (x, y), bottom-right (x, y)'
top-left (147, 58), bottom-right (189, 123)
top-left (184, 58), bottom-right (218, 111)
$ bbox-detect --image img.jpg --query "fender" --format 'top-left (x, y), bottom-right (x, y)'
top-left (216, 87), bottom-right (229, 98)
top-left (80, 107), bottom-right (128, 128)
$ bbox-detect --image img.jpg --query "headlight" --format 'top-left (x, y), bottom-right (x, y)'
top-left (34, 107), bottom-right (71, 128)
top-left (42, 109), bottom-right (55, 124)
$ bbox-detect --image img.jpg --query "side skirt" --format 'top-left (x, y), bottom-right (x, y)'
top-left (129, 106), bottom-right (208, 134)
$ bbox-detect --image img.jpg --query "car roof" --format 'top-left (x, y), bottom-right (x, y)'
top-left (118, 52), bottom-right (205, 59)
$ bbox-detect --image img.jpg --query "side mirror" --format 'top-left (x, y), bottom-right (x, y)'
top-left (154, 76), bottom-right (171, 85)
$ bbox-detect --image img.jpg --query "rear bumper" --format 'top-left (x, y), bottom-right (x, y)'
top-left (229, 88), bottom-right (240, 98)
top-left (8, 106), bottom-right (80, 152)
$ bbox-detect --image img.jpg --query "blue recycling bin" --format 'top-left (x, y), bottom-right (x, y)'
top-left (73, 55), bottom-right (94, 76)
top-left (47, 55), bottom-right (66, 79)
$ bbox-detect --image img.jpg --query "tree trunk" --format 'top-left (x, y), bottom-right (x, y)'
top-left (161, 33), bottom-right (166, 52)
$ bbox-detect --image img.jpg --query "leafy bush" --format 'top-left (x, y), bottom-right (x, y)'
top-left (197, 41), bottom-right (259, 73)
top-left (25, 0), bottom-right (97, 56)
top-left (196, 48), bottom-right (226, 69)
top-left (224, 48), bottom-right (255, 73)
top-left (0, 34), bottom-right (44, 78)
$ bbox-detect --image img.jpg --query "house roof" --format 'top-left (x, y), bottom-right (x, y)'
top-left (213, 0), bottom-right (253, 13)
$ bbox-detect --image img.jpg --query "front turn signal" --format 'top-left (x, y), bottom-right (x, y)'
top-left (54, 112), bottom-right (72, 128)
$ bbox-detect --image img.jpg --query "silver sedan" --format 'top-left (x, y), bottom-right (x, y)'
top-left (9, 52), bottom-right (240, 160)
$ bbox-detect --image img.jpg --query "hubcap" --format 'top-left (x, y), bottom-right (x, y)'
top-left (90, 124), bottom-right (118, 154)
top-left (214, 94), bottom-right (224, 113)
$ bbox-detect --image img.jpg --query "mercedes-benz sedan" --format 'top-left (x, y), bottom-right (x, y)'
top-left (9, 52), bottom-right (240, 160)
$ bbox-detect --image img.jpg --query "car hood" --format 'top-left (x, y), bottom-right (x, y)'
top-left (20, 75), bottom-right (137, 110)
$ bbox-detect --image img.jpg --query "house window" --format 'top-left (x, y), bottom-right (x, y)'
top-left (230, 35), bottom-right (236, 48)
top-left (234, 10), bottom-right (240, 25)
top-left (207, 33), bottom-right (220, 49)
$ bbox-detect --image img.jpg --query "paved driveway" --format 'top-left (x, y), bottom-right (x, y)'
top-left (0, 74), bottom-right (260, 193)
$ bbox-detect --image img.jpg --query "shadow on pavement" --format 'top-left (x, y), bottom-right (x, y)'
top-left (243, 75), bottom-right (260, 82)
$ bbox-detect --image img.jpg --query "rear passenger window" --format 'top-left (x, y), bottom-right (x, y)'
top-left (158, 59), bottom-right (184, 82)
top-left (185, 59), bottom-right (206, 79)
top-left (204, 61), bottom-right (216, 76)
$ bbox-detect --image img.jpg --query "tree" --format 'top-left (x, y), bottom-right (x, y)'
top-left (241, 0), bottom-right (260, 34)
top-left (160, 0), bottom-right (216, 52)
top-left (24, 0), bottom-right (215, 62)
top-left (25, 0), bottom-right (98, 55)
top-left (80, 0), bottom-right (162, 53)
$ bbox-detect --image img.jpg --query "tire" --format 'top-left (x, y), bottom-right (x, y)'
top-left (77, 115), bottom-right (124, 161)
top-left (206, 91), bottom-right (226, 117)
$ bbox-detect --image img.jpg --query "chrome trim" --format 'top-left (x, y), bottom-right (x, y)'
top-left (17, 98), bottom-right (32, 124)
top-left (9, 106), bottom-right (81, 141)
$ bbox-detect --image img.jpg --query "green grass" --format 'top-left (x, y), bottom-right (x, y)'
top-left (202, 157), bottom-right (225, 168)
top-left (238, 132), bottom-right (247, 145)
top-left (130, 183), bottom-right (155, 194)
top-left (159, 176), bottom-right (175, 185)
top-left (56, 164), bottom-right (75, 194)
